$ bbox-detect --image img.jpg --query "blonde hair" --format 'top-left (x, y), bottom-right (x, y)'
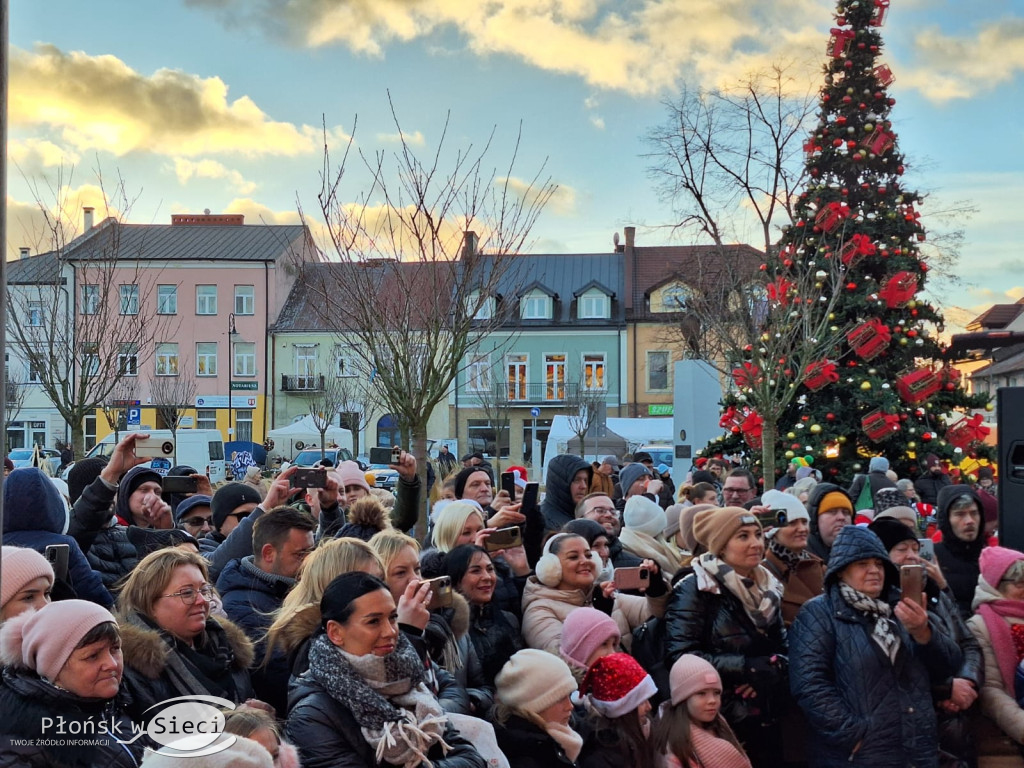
top-left (116, 549), bottom-right (210, 619)
top-left (369, 529), bottom-right (421, 574)
top-left (264, 537), bottom-right (383, 660)
top-left (432, 501), bottom-right (486, 553)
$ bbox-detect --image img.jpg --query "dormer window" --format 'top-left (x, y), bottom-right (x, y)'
top-left (521, 290), bottom-right (552, 320)
top-left (578, 290), bottom-right (610, 319)
top-left (466, 291), bottom-right (495, 320)
top-left (661, 283), bottom-right (692, 312)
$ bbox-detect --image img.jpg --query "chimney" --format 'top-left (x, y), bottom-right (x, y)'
top-left (19, 247), bottom-right (30, 259)
top-left (623, 225), bottom-right (636, 310)
top-left (462, 231), bottom-right (478, 259)
top-left (624, 226), bottom-right (635, 249)
top-left (83, 207), bottom-right (95, 231)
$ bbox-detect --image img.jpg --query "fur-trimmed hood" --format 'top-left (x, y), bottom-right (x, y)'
top-left (274, 602), bottom-right (322, 656)
top-left (118, 613), bottom-right (254, 679)
top-left (435, 589), bottom-right (471, 639)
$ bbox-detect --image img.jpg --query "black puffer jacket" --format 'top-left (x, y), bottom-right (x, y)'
top-left (465, 601), bottom-right (523, 687)
top-left (663, 562), bottom-right (790, 730)
top-left (788, 525), bottom-right (962, 768)
top-left (286, 672), bottom-right (486, 768)
top-left (805, 482), bottom-right (851, 563)
top-left (542, 455), bottom-right (592, 533)
top-left (0, 668), bottom-right (143, 768)
top-left (494, 714), bottom-right (579, 768)
top-left (933, 485), bottom-right (985, 620)
top-left (68, 475), bottom-right (140, 587)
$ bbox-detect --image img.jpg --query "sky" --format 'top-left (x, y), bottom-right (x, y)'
top-left (6, 0), bottom-right (1023, 333)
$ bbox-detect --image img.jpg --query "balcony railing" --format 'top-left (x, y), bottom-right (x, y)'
top-left (281, 374), bottom-right (325, 392)
top-left (465, 381), bottom-right (609, 405)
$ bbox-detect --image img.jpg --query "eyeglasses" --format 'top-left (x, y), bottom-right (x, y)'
top-left (587, 506), bottom-right (620, 518)
top-left (226, 510), bottom-right (252, 521)
top-left (181, 516), bottom-right (213, 528)
top-left (723, 486), bottom-right (753, 494)
top-left (161, 584), bottom-right (215, 605)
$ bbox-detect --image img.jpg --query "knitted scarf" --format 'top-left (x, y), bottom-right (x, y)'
top-left (974, 576), bottom-right (1024, 695)
top-left (689, 720), bottom-right (752, 768)
top-left (545, 721), bottom-right (583, 763)
top-left (694, 554), bottom-right (782, 631)
top-left (838, 582), bottom-right (900, 663)
top-left (307, 632), bottom-right (450, 768)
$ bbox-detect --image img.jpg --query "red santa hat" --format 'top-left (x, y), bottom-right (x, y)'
top-left (580, 652), bottom-right (657, 719)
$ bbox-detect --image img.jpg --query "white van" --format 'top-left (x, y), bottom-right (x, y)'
top-left (87, 429), bottom-right (227, 483)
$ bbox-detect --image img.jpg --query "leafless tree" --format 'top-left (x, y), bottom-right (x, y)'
top-left (476, 375), bottom-right (514, 475)
top-left (98, 377), bottom-right (138, 445)
top-left (305, 372), bottom-right (374, 462)
top-left (300, 97), bottom-right (556, 534)
top-left (150, 360), bottom-right (199, 463)
top-left (563, 373), bottom-right (606, 456)
top-left (644, 63), bottom-right (817, 252)
top-left (5, 170), bottom-right (175, 455)
top-left (4, 371), bottom-right (28, 436)
top-left (330, 364), bottom-right (386, 458)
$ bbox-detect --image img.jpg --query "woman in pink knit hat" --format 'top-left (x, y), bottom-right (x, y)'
top-left (653, 653), bottom-right (751, 768)
top-left (0, 545), bottom-right (54, 622)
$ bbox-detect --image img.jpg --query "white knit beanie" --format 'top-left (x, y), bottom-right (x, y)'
top-left (623, 495), bottom-right (667, 538)
top-left (496, 649), bottom-right (578, 715)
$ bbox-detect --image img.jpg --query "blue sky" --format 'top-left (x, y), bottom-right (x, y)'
top-left (7, 0), bottom-right (1023, 331)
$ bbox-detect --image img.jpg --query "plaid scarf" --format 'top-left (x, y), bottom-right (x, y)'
top-left (694, 554), bottom-right (782, 632)
top-left (838, 581), bottom-right (901, 663)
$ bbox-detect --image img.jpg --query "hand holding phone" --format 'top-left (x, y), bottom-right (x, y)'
top-left (900, 564), bottom-right (926, 608)
top-left (613, 566), bottom-right (651, 591)
top-left (500, 472), bottom-right (516, 503)
top-left (290, 468), bottom-right (328, 489)
top-left (484, 526), bottom-right (523, 553)
top-left (424, 576), bottom-right (453, 611)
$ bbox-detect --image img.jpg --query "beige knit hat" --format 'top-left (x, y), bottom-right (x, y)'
top-left (496, 648), bottom-right (578, 715)
top-left (670, 653), bottom-right (722, 706)
top-left (692, 506), bottom-right (761, 557)
top-left (0, 546), bottom-right (54, 610)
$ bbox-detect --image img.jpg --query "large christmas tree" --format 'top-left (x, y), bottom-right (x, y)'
top-left (709, 0), bottom-right (993, 485)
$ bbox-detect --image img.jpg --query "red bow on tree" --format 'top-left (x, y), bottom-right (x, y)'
top-left (841, 234), bottom-right (877, 266)
top-left (767, 276), bottom-right (794, 306)
top-left (741, 411), bottom-right (764, 449)
top-left (732, 363), bottom-right (763, 389)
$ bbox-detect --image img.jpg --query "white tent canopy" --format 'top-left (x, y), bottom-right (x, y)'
top-left (541, 416), bottom-right (674, 483)
top-left (267, 416), bottom-right (353, 452)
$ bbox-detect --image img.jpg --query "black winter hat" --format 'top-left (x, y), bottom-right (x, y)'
top-left (868, 517), bottom-right (917, 554)
top-left (454, 466), bottom-right (491, 500)
top-left (67, 456), bottom-right (110, 505)
top-left (210, 482), bottom-right (263, 531)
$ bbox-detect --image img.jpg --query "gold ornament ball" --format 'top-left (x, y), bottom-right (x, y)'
top-left (787, 431), bottom-right (796, 439)
top-left (837, 435), bottom-right (848, 444)
top-left (986, 402), bottom-right (994, 412)
top-left (810, 424), bottom-right (822, 434)
top-left (860, 381), bottom-right (872, 390)
top-left (785, 450), bottom-right (795, 459)
top-left (907, 441), bottom-right (917, 449)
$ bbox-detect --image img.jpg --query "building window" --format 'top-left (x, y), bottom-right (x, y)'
top-left (466, 291), bottom-right (494, 320)
top-left (521, 292), bottom-right (552, 320)
top-left (28, 359), bottom-right (44, 384)
top-left (466, 355), bottom-right (491, 393)
top-left (196, 285), bottom-right (217, 315)
top-left (196, 342), bottom-right (218, 376)
top-left (507, 354), bottom-right (528, 401)
top-left (27, 302), bottom-right (44, 326)
top-left (81, 342), bottom-right (100, 377)
top-left (545, 354), bottom-right (566, 400)
top-left (234, 342), bottom-right (256, 377)
top-left (661, 284), bottom-right (691, 312)
top-left (156, 343), bottom-right (179, 376)
top-left (336, 353), bottom-right (356, 377)
top-left (84, 414), bottom-right (97, 451)
top-left (467, 419), bottom-right (510, 459)
top-left (578, 291), bottom-right (610, 319)
top-left (119, 285), bottom-right (139, 315)
top-left (295, 345), bottom-right (317, 378)
top-left (197, 409), bottom-right (217, 430)
top-left (157, 285), bottom-right (178, 315)
top-left (234, 285), bottom-right (255, 315)
top-left (583, 353), bottom-right (606, 390)
top-left (82, 285), bottom-right (99, 315)
top-left (118, 343), bottom-right (139, 377)
top-left (647, 351), bottom-right (670, 391)
top-left (235, 409), bottom-right (253, 443)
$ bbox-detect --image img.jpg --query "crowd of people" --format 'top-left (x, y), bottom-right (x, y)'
top-left (0, 433), bottom-right (1015, 768)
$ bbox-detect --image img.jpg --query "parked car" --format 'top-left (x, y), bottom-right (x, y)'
top-left (637, 443), bottom-right (674, 468)
top-left (291, 447), bottom-right (355, 468)
top-left (366, 464), bottom-right (399, 491)
top-left (7, 447), bottom-right (62, 475)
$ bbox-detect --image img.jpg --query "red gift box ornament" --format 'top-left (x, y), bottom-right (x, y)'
top-left (766, 276), bottom-right (794, 306)
top-left (840, 233), bottom-right (877, 267)
top-left (847, 317), bottom-right (892, 361)
top-left (719, 405), bottom-right (744, 433)
top-left (732, 362), bottom-right (763, 389)
top-left (896, 367), bottom-right (943, 405)
top-left (827, 28), bottom-right (856, 58)
top-left (803, 136), bottom-right (819, 156)
top-left (879, 271), bottom-right (918, 308)
top-left (870, 0), bottom-right (890, 27)
top-left (815, 201), bottom-right (852, 233)
top-left (862, 409), bottom-right (900, 442)
top-left (861, 127), bottom-right (895, 155)
top-left (946, 413), bottom-right (991, 450)
top-left (804, 360), bottom-right (840, 392)
top-left (741, 411), bottom-right (764, 450)
top-left (874, 63), bottom-right (895, 87)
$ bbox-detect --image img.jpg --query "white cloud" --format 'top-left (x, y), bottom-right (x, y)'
top-left (6, 183), bottom-right (120, 260)
top-left (10, 44), bottom-right (351, 157)
top-left (376, 130), bottom-right (426, 146)
top-left (8, 138), bottom-right (81, 172)
top-left (499, 175), bottom-right (577, 216)
top-left (171, 158), bottom-right (257, 194)
top-left (589, 115), bottom-right (606, 130)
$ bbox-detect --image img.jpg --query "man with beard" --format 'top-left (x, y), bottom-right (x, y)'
top-left (804, 483), bottom-right (854, 563)
top-left (575, 492), bottom-right (642, 568)
top-left (934, 485), bottom-right (986, 620)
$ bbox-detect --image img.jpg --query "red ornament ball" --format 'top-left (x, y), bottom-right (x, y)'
top-left (922, 432), bottom-right (933, 442)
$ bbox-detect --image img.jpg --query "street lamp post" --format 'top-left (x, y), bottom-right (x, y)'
top-left (227, 312), bottom-right (239, 441)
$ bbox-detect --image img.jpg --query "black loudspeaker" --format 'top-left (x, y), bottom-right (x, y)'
top-left (998, 388), bottom-right (1024, 551)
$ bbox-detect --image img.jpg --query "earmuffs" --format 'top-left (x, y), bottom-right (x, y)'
top-left (536, 533), bottom-right (604, 588)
